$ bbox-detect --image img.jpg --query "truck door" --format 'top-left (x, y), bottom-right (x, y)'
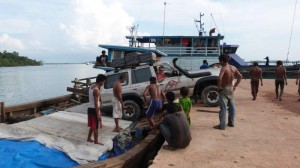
top-left (157, 63), bottom-right (189, 97)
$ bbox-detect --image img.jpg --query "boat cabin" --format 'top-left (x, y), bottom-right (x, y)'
top-left (125, 35), bottom-right (239, 57)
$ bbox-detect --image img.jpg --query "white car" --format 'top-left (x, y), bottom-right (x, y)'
top-left (100, 58), bottom-right (220, 121)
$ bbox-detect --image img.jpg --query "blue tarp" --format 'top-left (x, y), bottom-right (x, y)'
top-left (0, 140), bottom-right (79, 168)
top-left (0, 140), bottom-right (111, 168)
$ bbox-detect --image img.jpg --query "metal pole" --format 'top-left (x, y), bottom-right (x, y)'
top-left (163, 2), bottom-right (166, 48)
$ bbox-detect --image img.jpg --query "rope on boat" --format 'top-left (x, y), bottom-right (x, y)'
top-left (286, 0), bottom-right (298, 64)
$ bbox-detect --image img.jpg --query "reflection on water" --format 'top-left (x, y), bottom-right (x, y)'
top-left (0, 64), bottom-right (104, 106)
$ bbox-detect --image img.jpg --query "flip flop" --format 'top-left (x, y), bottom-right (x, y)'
top-left (162, 145), bottom-right (175, 151)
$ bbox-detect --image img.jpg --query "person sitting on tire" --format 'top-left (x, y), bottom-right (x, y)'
top-left (159, 103), bottom-right (191, 150)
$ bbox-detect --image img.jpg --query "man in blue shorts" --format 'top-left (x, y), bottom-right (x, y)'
top-left (143, 77), bottom-right (166, 134)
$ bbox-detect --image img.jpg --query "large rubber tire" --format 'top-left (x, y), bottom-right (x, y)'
top-left (123, 100), bottom-right (141, 121)
top-left (201, 85), bottom-right (219, 107)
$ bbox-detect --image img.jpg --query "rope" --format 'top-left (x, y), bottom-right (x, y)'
top-left (286, 0), bottom-right (298, 64)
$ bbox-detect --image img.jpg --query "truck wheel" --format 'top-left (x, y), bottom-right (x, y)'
top-left (123, 100), bottom-right (141, 121)
top-left (201, 85), bottom-right (219, 107)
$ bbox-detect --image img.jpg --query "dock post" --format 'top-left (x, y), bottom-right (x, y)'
top-left (0, 102), bottom-right (5, 123)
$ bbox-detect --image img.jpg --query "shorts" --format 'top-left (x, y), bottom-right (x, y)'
top-left (88, 108), bottom-right (99, 130)
top-left (146, 99), bottom-right (162, 117)
top-left (112, 97), bottom-right (122, 119)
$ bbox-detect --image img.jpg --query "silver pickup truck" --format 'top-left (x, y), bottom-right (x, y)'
top-left (100, 58), bottom-right (220, 120)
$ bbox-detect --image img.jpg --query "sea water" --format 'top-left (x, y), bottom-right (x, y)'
top-left (0, 64), bottom-right (103, 106)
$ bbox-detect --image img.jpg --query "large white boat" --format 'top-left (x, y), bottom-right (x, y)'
top-left (95, 13), bottom-right (246, 71)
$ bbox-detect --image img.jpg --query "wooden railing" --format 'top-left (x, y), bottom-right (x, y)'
top-left (67, 77), bottom-right (96, 96)
top-left (0, 95), bottom-right (73, 123)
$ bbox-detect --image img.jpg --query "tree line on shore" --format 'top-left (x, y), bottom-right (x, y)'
top-left (0, 50), bottom-right (43, 66)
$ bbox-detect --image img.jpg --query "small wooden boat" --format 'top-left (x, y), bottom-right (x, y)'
top-left (0, 95), bottom-right (163, 168)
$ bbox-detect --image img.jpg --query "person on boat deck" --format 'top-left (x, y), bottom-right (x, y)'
top-left (112, 74), bottom-right (126, 133)
top-left (143, 77), bottom-right (166, 134)
top-left (249, 61), bottom-right (263, 100)
top-left (157, 66), bottom-right (167, 82)
top-left (87, 74), bottom-right (106, 145)
top-left (264, 56), bottom-right (270, 67)
top-left (96, 50), bottom-right (108, 67)
top-left (200, 60), bottom-right (209, 69)
top-left (159, 103), bottom-right (191, 150)
top-left (274, 60), bottom-right (288, 101)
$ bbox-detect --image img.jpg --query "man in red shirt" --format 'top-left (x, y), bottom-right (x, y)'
top-left (157, 66), bottom-right (167, 82)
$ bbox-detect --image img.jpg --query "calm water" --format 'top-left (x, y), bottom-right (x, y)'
top-left (0, 64), bottom-right (103, 106)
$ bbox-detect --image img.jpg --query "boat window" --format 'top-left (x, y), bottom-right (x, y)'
top-left (131, 67), bottom-right (152, 84)
top-left (112, 50), bottom-right (123, 59)
top-left (104, 72), bottom-right (129, 89)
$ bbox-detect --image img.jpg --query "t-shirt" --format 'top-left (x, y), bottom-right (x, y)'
top-left (162, 111), bottom-right (191, 148)
top-left (178, 97), bottom-right (192, 116)
top-left (200, 64), bottom-right (209, 69)
top-left (157, 73), bottom-right (166, 82)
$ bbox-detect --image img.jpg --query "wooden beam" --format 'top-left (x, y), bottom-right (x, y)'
top-left (4, 95), bottom-right (72, 113)
top-left (0, 102), bottom-right (5, 123)
top-left (67, 87), bottom-right (88, 96)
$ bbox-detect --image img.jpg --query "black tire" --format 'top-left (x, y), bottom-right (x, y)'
top-left (123, 100), bottom-right (141, 121)
top-left (201, 85), bottom-right (219, 107)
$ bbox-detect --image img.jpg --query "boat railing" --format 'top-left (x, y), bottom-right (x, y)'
top-left (246, 60), bottom-right (300, 67)
top-left (0, 95), bottom-right (74, 123)
top-left (67, 77), bottom-right (96, 97)
top-left (142, 46), bottom-right (220, 57)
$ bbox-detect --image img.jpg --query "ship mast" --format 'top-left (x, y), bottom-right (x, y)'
top-left (127, 24), bottom-right (139, 47)
top-left (195, 13), bottom-right (205, 36)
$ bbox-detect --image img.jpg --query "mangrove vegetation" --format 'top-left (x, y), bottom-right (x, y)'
top-left (0, 51), bottom-right (43, 67)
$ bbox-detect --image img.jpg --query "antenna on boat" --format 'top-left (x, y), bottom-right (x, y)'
top-left (163, 2), bottom-right (167, 47)
top-left (286, 0), bottom-right (298, 64)
top-left (210, 14), bottom-right (219, 35)
top-left (194, 13), bottom-right (205, 36)
top-left (127, 24), bottom-right (139, 47)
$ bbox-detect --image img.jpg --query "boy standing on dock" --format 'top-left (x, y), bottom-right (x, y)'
top-left (214, 54), bottom-right (242, 130)
top-left (249, 62), bottom-right (263, 100)
top-left (112, 74), bottom-right (126, 132)
top-left (143, 77), bottom-right (166, 134)
top-left (87, 74), bottom-right (106, 145)
top-left (274, 60), bottom-right (288, 101)
top-left (178, 87), bottom-right (192, 125)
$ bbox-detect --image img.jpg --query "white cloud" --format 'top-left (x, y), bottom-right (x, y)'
top-left (60, 0), bottom-right (134, 49)
top-left (0, 0), bottom-right (299, 62)
top-left (0, 34), bottom-right (25, 51)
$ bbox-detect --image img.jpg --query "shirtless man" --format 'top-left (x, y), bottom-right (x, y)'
top-left (296, 69), bottom-right (300, 101)
top-left (87, 74), bottom-right (106, 145)
top-left (214, 54), bottom-right (242, 130)
top-left (249, 62), bottom-right (263, 100)
top-left (274, 60), bottom-right (288, 101)
top-left (112, 74), bottom-right (126, 132)
top-left (143, 77), bottom-right (166, 133)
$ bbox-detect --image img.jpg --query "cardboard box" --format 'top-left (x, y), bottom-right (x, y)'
top-left (139, 52), bottom-right (156, 63)
top-left (112, 58), bottom-right (125, 68)
top-left (125, 52), bottom-right (140, 66)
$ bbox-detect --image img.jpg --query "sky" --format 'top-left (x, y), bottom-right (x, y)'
top-left (0, 0), bottom-right (299, 63)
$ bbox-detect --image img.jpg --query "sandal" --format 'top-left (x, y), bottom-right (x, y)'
top-left (162, 145), bottom-right (175, 151)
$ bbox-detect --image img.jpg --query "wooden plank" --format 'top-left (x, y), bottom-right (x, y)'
top-left (0, 102), bottom-right (5, 123)
top-left (67, 87), bottom-right (88, 96)
top-left (4, 95), bottom-right (72, 113)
